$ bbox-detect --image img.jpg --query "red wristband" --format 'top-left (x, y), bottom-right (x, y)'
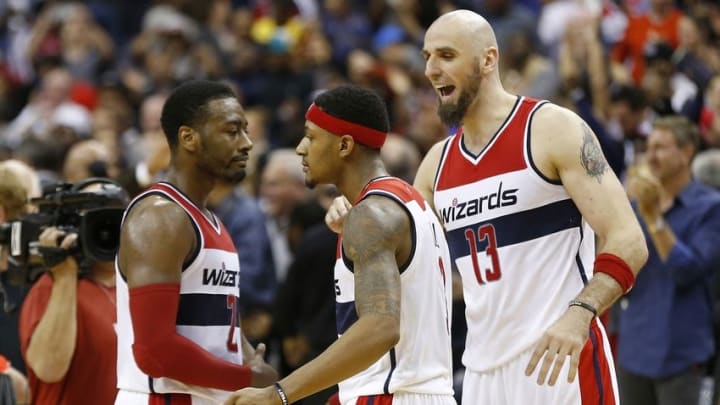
top-left (594, 253), bottom-right (635, 293)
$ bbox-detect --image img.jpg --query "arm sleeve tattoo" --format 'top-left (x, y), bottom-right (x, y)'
top-left (579, 123), bottom-right (609, 183)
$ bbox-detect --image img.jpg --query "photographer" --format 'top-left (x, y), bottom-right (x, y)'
top-left (17, 181), bottom-right (124, 404)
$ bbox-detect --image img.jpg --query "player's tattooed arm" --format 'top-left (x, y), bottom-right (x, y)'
top-left (579, 123), bottom-right (609, 183)
top-left (342, 197), bottom-right (409, 322)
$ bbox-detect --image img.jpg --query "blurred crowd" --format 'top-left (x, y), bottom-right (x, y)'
top-left (1, 0), bottom-right (720, 404)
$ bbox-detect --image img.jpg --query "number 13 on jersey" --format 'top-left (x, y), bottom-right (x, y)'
top-left (464, 224), bottom-right (502, 284)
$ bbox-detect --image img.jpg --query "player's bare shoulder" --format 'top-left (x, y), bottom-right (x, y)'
top-left (529, 103), bottom-right (606, 181)
top-left (122, 195), bottom-right (192, 236)
top-left (528, 102), bottom-right (580, 149)
top-left (342, 195), bottom-right (410, 262)
top-left (119, 195), bottom-right (195, 270)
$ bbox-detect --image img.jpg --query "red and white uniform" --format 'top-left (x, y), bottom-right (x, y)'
top-left (115, 182), bottom-right (242, 405)
top-left (334, 177), bottom-right (456, 405)
top-left (433, 97), bottom-right (618, 404)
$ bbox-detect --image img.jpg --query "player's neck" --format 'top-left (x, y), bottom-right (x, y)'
top-left (164, 167), bottom-right (214, 210)
top-left (338, 159), bottom-right (387, 204)
top-left (461, 90), bottom-right (517, 153)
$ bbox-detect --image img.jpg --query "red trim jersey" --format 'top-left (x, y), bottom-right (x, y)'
top-left (334, 177), bottom-right (455, 404)
top-left (116, 182), bottom-right (242, 403)
top-left (433, 97), bottom-right (597, 372)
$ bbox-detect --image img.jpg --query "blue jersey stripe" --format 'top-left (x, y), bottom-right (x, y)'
top-left (336, 300), bottom-right (358, 334)
top-left (445, 198), bottom-right (581, 257)
top-left (383, 348), bottom-right (397, 394)
top-left (575, 225), bottom-right (589, 284)
top-left (176, 293), bottom-right (238, 326)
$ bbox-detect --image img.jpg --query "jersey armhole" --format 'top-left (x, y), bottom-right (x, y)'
top-left (432, 137), bottom-right (454, 192)
top-left (524, 101), bottom-right (562, 186)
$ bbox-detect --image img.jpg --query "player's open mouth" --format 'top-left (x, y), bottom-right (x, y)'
top-left (438, 85), bottom-right (455, 97)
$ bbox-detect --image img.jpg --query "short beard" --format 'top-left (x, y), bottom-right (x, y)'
top-left (221, 169), bottom-right (247, 183)
top-left (305, 179), bottom-right (317, 189)
top-left (437, 64), bottom-right (481, 127)
top-left (438, 100), bottom-right (467, 127)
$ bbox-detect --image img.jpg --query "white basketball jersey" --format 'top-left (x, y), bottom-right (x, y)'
top-left (433, 97), bottom-right (596, 372)
top-left (335, 177), bottom-right (455, 404)
top-left (116, 182), bottom-right (243, 403)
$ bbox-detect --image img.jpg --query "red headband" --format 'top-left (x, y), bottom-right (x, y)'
top-left (305, 103), bottom-right (387, 149)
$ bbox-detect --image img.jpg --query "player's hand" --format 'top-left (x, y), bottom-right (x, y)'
top-left (248, 343), bottom-right (278, 387)
top-left (223, 386), bottom-right (279, 405)
top-left (524, 306), bottom-right (593, 386)
top-left (325, 196), bottom-right (352, 234)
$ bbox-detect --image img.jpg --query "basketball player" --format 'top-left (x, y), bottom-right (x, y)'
top-left (115, 80), bottom-right (277, 404)
top-left (326, 10), bottom-right (649, 405)
top-left (224, 85), bottom-right (456, 405)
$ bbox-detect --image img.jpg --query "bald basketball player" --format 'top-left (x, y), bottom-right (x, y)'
top-left (327, 10), bottom-right (648, 405)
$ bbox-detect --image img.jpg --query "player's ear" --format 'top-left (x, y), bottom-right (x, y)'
top-left (482, 46), bottom-right (499, 74)
top-left (178, 125), bottom-right (199, 152)
top-left (338, 135), bottom-right (356, 158)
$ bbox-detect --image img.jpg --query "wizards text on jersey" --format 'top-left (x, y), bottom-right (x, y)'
top-left (202, 262), bottom-right (238, 287)
top-left (438, 181), bottom-right (518, 225)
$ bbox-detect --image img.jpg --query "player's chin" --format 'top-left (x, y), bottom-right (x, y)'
top-left (221, 168), bottom-right (247, 183)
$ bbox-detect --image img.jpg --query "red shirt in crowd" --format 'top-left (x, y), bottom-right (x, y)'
top-left (19, 273), bottom-right (117, 404)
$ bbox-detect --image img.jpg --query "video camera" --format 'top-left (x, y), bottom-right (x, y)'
top-left (0, 178), bottom-right (128, 292)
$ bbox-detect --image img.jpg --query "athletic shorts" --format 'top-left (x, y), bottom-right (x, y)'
top-left (345, 392), bottom-right (457, 405)
top-left (462, 322), bottom-right (619, 405)
top-left (115, 390), bottom-right (216, 405)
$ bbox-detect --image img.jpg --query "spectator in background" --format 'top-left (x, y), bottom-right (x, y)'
top-left (272, 206), bottom-right (338, 405)
top-left (62, 139), bottom-right (116, 183)
top-left (379, 133), bottom-right (421, 184)
top-left (3, 67), bottom-right (90, 149)
top-left (691, 148), bottom-right (720, 404)
top-left (612, 0), bottom-right (685, 84)
top-left (641, 41), bottom-right (700, 119)
top-left (259, 148), bottom-right (308, 283)
top-left (122, 92), bottom-right (168, 169)
top-left (27, 3), bottom-right (114, 84)
top-left (692, 149), bottom-right (720, 190)
top-left (26, 3), bottom-right (114, 84)
top-left (556, 14), bottom-right (629, 176)
top-left (478, 0), bottom-right (536, 51)
top-left (208, 179), bottom-right (277, 344)
top-left (699, 74), bottom-right (720, 148)
top-left (606, 85), bottom-right (652, 172)
top-left (320, 0), bottom-right (372, 71)
top-left (500, 28), bottom-right (556, 101)
top-left (620, 115), bottom-right (720, 405)
top-left (0, 160), bottom-right (40, 400)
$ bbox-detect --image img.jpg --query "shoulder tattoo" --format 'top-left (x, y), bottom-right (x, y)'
top-left (579, 123), bottom-right (608, 183)
top-left (343, 202), bottom-right (403, 320)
